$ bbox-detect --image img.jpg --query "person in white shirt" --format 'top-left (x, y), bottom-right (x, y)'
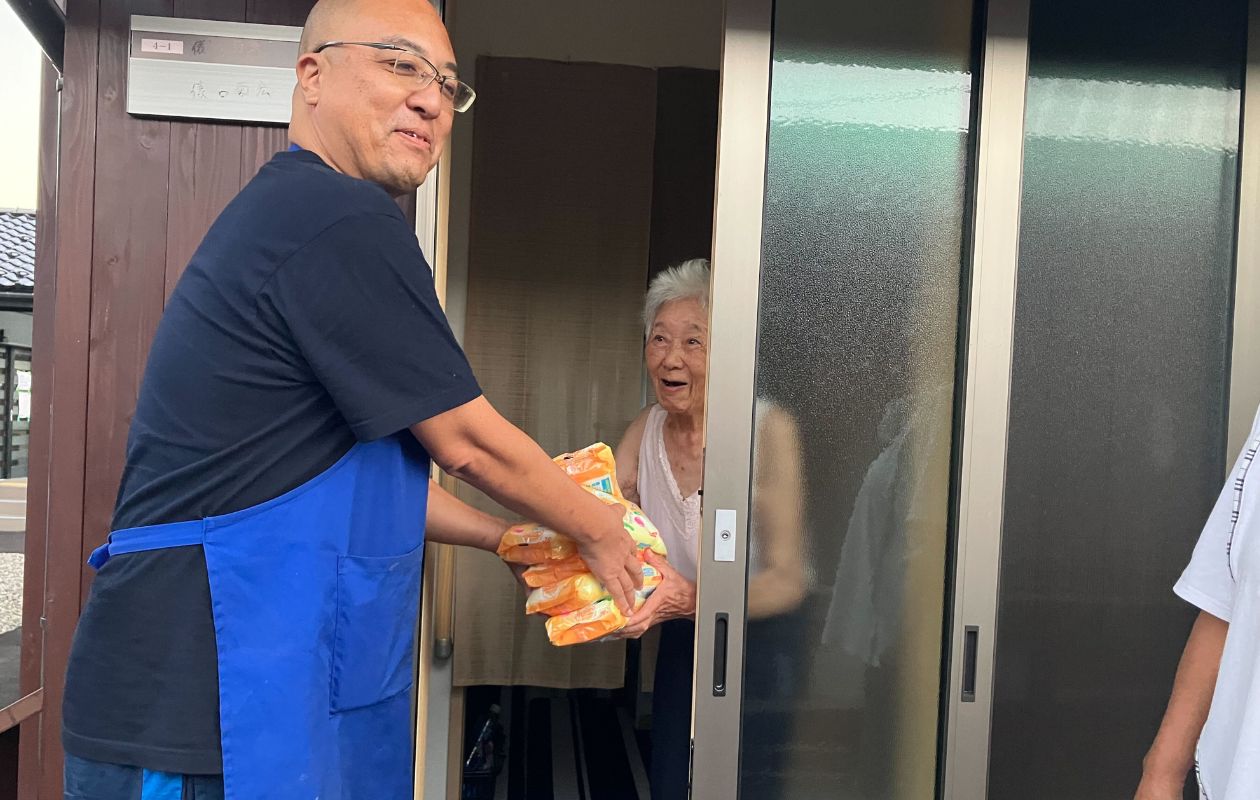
top-left (1137, 409), bottom-right (1260, 799)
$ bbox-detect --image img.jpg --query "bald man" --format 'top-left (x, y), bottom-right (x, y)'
top-left (60, 2), bottom-right (641, 797)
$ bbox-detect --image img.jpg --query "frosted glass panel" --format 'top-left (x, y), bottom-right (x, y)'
top-left (989, 1), bottom-right (1245, 797)
top-left (743, 1), bottom-right (977, 796)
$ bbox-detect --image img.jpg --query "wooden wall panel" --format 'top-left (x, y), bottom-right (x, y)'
top-left (164, 0), bottom-right (250, 296)
top-left (18, 60), bottom-right (62, 798)
top-left (34, 0), bottom-right (102, 791)
top-left (80, 0), bottom-right (175, 598)
top-left (165, 122), bottom-right (245, 296)
top-left (22, 1), bottom-right (319, 795)
top-left (240, 126), bottom-right (291, 184)
top-left (247, 0), bottom-right (311, 25)
top-left (239, 1), bottom-right (309, 182)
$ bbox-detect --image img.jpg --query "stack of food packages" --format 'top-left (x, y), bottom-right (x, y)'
top-left (496, 443), bottom-right (667, 646)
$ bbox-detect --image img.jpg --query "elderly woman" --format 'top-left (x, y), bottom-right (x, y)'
top-left (614, 258), bottom-right (807, 800)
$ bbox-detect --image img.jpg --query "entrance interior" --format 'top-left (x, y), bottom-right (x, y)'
top-left (426, 1), bottom-right (1252, 798)
top-left (436, 2), bottom-right (724, 796)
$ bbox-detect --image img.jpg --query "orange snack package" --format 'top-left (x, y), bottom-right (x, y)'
top-left (495, 492), bottom-right (665, 565)
top-left (495, 523), bottom-right (577, 565)
top-left (545, 598), bottom-right (628, 646)
top-left (491, 441), bottom-right (672, 645)
top-left (603, 493), bottom-right (668, 558)
top-left (522, 556), bottom-right (589, 588)
top-left (553, 443), bottom-right (622, 500)
top-left (525, 573), bottom-right (608, 617)
top-left (544, 563), bottom-right (664, 646)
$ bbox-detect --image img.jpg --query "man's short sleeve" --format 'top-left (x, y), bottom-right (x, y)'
top-left (1176, 470), bottom-right (1240, 623)
top-left (263, 211), bottom-right (481, 441)
top-left (1173, 414), bottom-right (1260, 624)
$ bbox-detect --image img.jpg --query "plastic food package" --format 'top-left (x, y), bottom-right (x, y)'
top-left (496, 492), bottom-right (666, 566)
top-left (544, 598), bottom-right (628, 646)
top-left (494, 442), bottom-right (670, 645)
top-left (525, 573), bottom-right (608, 616)
top-left (554, 442), bottom-right (622, 499)
top-left (522, 556), bottom-right (589, 588)
top-left (543, 563), bottom-right (663, 645)
top-left (496, 523), bottom-right (578, 564)
top-left (526, 562), bottom-right (664, 619)
top-left (602, 491), bottom-right (668, 558)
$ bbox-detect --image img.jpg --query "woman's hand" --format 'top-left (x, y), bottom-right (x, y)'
top-left (616, 551), bottom-right (696, 639)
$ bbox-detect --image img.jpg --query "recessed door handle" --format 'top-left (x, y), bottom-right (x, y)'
top-left (713, 613), bottom-right (729, 697)
top-left (962, 625), bottom-right (979, 702)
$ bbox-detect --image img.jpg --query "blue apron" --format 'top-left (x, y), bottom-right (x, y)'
top-left (89, 435), bottom-right (430, 799)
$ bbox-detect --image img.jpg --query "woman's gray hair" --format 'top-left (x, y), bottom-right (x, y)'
top-left (643, 258), bottom-right (711, 336)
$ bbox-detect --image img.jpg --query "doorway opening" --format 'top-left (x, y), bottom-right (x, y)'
top-left (438, 2), bottom-right (724, 797)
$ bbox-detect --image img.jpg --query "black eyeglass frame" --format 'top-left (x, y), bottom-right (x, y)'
top-left (313, 40), bottom-right (476, 112)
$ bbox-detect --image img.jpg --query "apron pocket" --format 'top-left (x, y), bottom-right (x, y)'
top-left (331, 544), bottom-right (424, 713)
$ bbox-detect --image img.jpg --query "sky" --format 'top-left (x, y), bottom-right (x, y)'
top-left (0, 4), bottom-right (44, 211)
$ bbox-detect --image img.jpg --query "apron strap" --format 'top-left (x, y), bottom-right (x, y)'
top-left (88, 519), bottom-right (207, 570)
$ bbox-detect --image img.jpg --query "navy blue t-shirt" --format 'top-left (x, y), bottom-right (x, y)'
top-left (61, 148), bottom-right (481, 775)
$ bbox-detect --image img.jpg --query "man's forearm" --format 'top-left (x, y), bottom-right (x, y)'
top-left (424, 480), bottom-right (507, 551)
top-left (414, 397), bottom-right (620, 546)
top-left (1142, 610), bottom-right (1228, 782)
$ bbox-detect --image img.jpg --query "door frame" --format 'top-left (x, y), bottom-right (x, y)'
top-left (414, 0), bottom-right (1260, 795)
top-left (411, 0), bottom-right (770, 795)
top-left (1230, 0), bottom-right (1260, 457)
top-left (939, 0), bottom-right (1031, 797)
top-left (412, 5), bottom-right (459, 796)
top-left (687, 0), bottom-right (773, 797)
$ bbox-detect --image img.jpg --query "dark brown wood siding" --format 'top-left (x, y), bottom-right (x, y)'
top-left (20, 1), bottom-right (319, 795)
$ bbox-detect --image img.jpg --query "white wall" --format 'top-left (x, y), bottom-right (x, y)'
top-left (439, 0), bottom-right (724, 339)
top-left (0, 4), bottom-right (44, 212)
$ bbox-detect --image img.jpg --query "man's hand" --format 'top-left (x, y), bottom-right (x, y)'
top-left (412, 396), bottom-right (643, 613)
top-left (1132, 610), bottom-right (1226, 800)
top-left (615, 551), bottom-right (695, 639)
top-left (576, 503), bottom-right (643, 616)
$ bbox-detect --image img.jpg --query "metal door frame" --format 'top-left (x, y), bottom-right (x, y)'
top-left (694, 0), bottom-right (1260, 797)
top-left (1230, 0), bottom-right (1260, 456)
top-left (413, 0), bottom-right (759, 795)
top-left (943, 0), bottom-right (1260, 796)
top-left (939, 0), bottom-right (1031, 797)
top-left (412, 10), bottom-right (459, 800)
top-left (688, 0), bottom-right (773, 796)
top-left (694, 0), bottom-right (1031, 796)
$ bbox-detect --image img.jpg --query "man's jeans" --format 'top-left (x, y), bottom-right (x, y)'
top-left (63, 753), bottom-right (224, 800)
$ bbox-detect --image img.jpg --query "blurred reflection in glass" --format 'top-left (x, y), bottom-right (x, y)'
top-left (744, 0), bottom-right (977, 797)
top-left (615, 259), bottom-right (806, 800)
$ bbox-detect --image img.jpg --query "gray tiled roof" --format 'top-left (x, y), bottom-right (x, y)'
top-left (0, 211), bottom-right (35, 293)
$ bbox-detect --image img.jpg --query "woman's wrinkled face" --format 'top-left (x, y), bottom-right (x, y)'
top-left (646, 298), bottom-right (708, 417)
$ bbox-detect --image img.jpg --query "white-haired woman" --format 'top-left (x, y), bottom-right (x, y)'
top-left (615, 259), bottom-right (807, 800)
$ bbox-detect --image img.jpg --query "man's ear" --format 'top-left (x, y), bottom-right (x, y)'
top-left (296, 53), bottom-right (324, 106)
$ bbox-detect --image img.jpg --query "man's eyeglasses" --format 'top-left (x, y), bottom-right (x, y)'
top-left (314, 41), bottom-right (476, 112)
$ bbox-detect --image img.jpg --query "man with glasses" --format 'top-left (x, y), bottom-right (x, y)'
top-left (59, 1), bottom-right (642, 798)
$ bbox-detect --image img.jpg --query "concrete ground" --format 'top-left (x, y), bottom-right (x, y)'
top-left (0, 478), bottom-right (26, 710)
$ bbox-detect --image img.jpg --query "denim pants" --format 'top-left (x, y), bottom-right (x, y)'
top-left (63, 753), bottom-right (224, 800)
